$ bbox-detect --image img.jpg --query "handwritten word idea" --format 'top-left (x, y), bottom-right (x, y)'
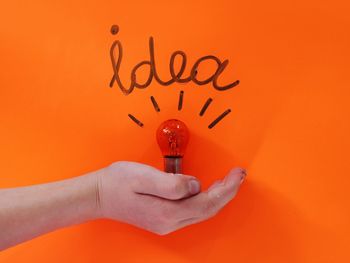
top-left (109, 25), bottom-right (240, 95)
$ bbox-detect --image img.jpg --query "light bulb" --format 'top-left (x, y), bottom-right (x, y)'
top-left (156, 119), bottom-right (190, 173)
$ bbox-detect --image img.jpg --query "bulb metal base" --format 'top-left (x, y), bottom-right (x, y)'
top-left (164, 157), bottom-right (183, 174)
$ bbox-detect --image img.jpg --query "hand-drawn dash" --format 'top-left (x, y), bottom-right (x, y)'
top-left (199, 98), bottom-right (213, 116)
top-left (208, 109), bottom-right (231, 129)
top-left (150, 96), bottom-right (160, 112)
top-left (128, 114), bottom-right (144, 127)
top-left (178, 90), bottom-right (184, 111)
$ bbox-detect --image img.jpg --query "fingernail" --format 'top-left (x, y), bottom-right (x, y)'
top-left (240, 170), bottom-right (247, 184)
top-left (240, 175), bottom-right (245, 184)
top-left (189, 179), bottom-right (200, 194)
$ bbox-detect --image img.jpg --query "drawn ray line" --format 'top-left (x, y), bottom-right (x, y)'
top-left (128, 114), bottom-right (144, 127)
top-left (178, 90), bottom-right (184, 111)
top-left (208, 109), bottom-right (231, 129)
top-left (199, 98), bottom-right (213, 116)
top-left (150, 96), bottom-right (160, 112)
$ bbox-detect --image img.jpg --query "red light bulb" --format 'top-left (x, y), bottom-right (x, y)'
top-left (156, 119), bottom-right (190, 173)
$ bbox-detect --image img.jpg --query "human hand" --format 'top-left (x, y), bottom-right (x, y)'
top-left (95, 161), bottom-right (246, 235)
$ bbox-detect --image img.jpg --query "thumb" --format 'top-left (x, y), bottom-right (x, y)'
top-left (132, 166), bottom-right (201, 200)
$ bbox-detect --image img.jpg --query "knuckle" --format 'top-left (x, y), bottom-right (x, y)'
top-left (109, 161), bottom-right (133, 169)
top-left (202, 196), bottom-right (218, 217)
top-left (108, 161), bottom-right (126, 172)
top-left (108, 161), bottom-right (120, 169)
top-left (170, 178), bottom-right (187, 196)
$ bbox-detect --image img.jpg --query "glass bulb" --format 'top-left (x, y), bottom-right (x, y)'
top-left (156, 119), bottom-right (190, 173)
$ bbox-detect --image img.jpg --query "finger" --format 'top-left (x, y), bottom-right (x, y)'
top-left (177, 167), bottom-right (246, 220)
top-left (131, 164), bottom-right (201, 200)
top-left (207, 179), bottom-right (223, 191)
top-left (208, 167), bottom-right (246, 207)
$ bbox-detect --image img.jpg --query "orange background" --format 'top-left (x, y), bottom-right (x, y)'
top-left (1, 0), bottom-right (349, 262)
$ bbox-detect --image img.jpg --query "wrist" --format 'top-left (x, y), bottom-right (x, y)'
top-left (79, 170), bottom-right (104, 221)
top-left (59, 171), bottom-right (103, 224)
top-left (92, 169), bottom-right (104, 220)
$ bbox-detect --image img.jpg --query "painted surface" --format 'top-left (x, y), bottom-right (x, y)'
top-left (0, 0), bottom-right (349, 262)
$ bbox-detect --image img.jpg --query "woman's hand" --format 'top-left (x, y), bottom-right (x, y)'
top-left (96, 161), bottom-right (246, 235)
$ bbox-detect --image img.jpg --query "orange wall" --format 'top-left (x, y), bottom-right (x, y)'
top-left (0, 0), bottom-right (349, 262)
